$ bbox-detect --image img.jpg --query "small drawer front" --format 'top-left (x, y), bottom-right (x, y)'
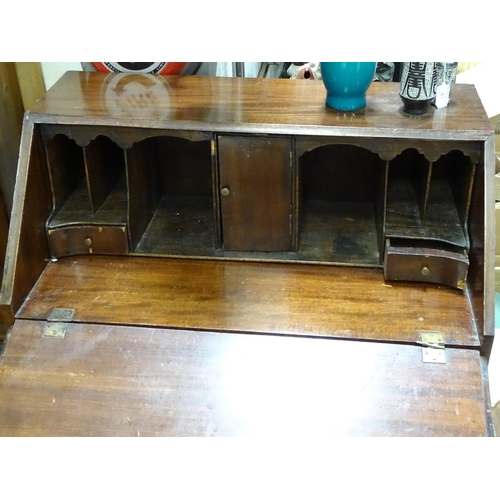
top-left (48, 225), bottom-right (129, 258)
top-left (384, 240), bottom-right (469, 290)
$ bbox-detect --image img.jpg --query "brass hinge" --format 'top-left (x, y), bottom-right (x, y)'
top-left (42, 308), bottom-right (75, 338)
top-left (418, 332), bottom-right (446, 364)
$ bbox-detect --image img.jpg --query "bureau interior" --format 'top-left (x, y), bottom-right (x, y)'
top-left (297, 144), bottom-right (385, 267)
top-left (47, 134), bottom-right (127, 229)
top-left (44, 129), bottom-right (478, 277)
top-left (385, 148), bottom-right (474, 252)
top-left (45, 133), bottom-right (217, 257)
top-left (126, 136), bottom-right (216, 256)
top-left (297, 142), bottom-right (476, 273)
top-left (4, 124), bottom-right (486, 347)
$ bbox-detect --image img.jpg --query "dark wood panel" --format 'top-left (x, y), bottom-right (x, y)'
top-left (17, 256), bottom-right (479, 346)
top-left (158, 136), bottom-right (213, 197)
top-left (48, 173), bottom-right (127, 228)
top-left (46, 134), bottom-right (86, 215)
top-left (219, 135), bottom-right (292, 251)
top-left (126, 138), bottom-right (161, 250)
top-left (0, 319), bottom-right (489, 437)
top-left (299, 144), bottom-right (381, 203)
top-left (376, 160), bottom-right (389, 263)
top-left (433, 150), bottom-right (475, 245)
top-left (84, 135), bottom-right (125, 214)
top-left (469, 137), bottom-right (496, 356)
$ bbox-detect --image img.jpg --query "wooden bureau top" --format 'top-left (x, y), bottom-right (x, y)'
top-left (28, 71), bottom-right (493, 140)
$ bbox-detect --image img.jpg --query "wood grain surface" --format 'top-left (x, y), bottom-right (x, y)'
top-left (28, 72), bottom-right (492, 140)
top-left (17, 255), bottom-right (479, 346)
top-left (218, 135), bottom-right (292, 251)
top-left (0, 319), bottom-right (490, 437)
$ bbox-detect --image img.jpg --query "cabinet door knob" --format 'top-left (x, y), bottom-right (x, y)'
top-left (221, 187), bottom-right (230, 197)
top-left (84, 238), bottom-right (92, 247)
top-left (421, 266), bottom-right (430, 276)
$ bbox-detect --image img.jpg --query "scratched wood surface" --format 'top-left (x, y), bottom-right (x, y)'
top-left (17, 255), bottom-right (479, 346)
top-left (0, 319), bottom-right (490, 437)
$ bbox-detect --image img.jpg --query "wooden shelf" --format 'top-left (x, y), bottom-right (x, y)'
top-left (297, 200), bottom-right (381, 266)
top-left (134, 195), bottom-right (216, 255)
top-left (48, 174), bottom-right (128, 228)
top-left (386, 177), bottom-right (466, 248)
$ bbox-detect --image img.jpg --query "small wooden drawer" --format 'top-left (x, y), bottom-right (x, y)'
top-left (384, 238), bottom-right (469, 290)
top-left (48, 225), bottom-right (129, 258)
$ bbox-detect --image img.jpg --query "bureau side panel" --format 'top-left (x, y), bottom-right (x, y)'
top-left (0, 117), bottom-right (52, 337)
top-left (468, 135), bottom-right (495, 355)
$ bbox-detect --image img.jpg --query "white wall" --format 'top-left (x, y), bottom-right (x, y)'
top-left (40, 62), bottom-right (84, 90)
top-left (243, 62), bottom-right (260, 77)
top-left (456, 62), bottom-right (500, 117)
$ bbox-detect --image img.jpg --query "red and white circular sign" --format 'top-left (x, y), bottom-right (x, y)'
top-left (91, 62), bottom-right (188, 74)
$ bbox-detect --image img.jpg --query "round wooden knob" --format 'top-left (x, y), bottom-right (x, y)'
top-left (221, 187), bottom-right (230, 197)
top-left (421, 266), bottom-right (430, 276)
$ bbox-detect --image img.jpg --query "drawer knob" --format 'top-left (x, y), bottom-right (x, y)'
top-left (421, 266), bottom-right (430, 276)
top-left (84, 238), bottom-right (92, 247)
top-left (221, 187), bottom-right (230, 197)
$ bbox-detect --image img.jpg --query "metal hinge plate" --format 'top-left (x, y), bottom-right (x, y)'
top-left (43, 308), bottom-right (75, 338)
top-left (419, 332), bottom-right (446, 364)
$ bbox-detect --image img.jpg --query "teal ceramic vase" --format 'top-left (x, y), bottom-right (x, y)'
top-left (320, 62), bottom-right (377, 111)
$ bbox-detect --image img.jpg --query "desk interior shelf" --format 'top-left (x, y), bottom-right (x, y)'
top-left (40, 127), bottom-right (482, 290)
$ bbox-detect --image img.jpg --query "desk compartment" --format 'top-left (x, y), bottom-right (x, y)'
top-left (48, 224), bottom-right (129, 257)
top-left (385, 148), bottom-right (474, 249)
top-left (296, 142), bottom-right (386, 267)
top-left (384, 238), bottom-right (469, 289)
top-left (45, 133), bottom-right (128, 259)
top-left (41, 128), bottom-right (478, 284)
top-left (127, 135), bottom-right (218, 256)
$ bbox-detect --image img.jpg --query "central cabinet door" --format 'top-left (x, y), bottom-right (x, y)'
top-left (218, 135), bottom-right (293, 252)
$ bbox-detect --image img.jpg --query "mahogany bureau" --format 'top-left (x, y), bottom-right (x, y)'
top-left (0, 71), bottom-right (496, 436)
